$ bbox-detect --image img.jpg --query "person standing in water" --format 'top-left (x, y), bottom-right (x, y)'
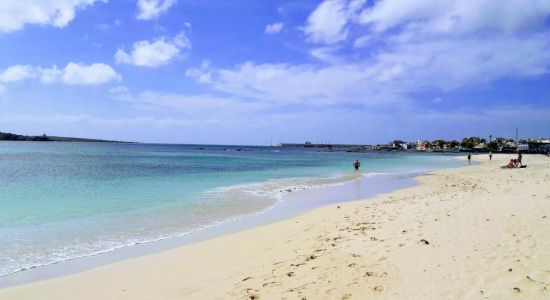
top-left (467, 154), bottom-right (471, 164)
top-left (353, 160), bottom-right (361, 170)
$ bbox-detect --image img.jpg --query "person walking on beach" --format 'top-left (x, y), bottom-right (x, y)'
top-left (467, 154), bottom-right (471, 164)
top-left (517, 151), bottom-right (523, 166)
top-left (353, 160), bottom-right (361, 170)
top-left (489, 151), bottom-right (493, 161)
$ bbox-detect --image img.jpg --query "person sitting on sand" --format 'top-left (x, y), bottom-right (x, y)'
top-left (353, 160), bottom-right (361, 170)
top-left (502, 159), bottom-right (522, 169)
top-left (502, 159), bottom-right (516, 169)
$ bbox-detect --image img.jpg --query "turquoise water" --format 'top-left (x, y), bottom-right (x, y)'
top-left (0, 142), bottom-right (461, 277)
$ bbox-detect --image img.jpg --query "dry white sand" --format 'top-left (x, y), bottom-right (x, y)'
top-left (1, 154), bottom-right (549, 299)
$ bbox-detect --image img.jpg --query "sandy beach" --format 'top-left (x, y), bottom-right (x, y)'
top-left (1, 154), bottom-right (549, 299)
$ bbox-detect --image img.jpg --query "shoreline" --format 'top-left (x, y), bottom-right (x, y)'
top-left (1, 153), bottom-right (548, 299)
top-left (0, 169), bottom-right (430, 289)
top-left (0, 145), bottom-right (462, 281)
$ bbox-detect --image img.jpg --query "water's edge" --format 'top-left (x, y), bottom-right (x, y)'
top-left (0, 168), bottom-right (440, 289)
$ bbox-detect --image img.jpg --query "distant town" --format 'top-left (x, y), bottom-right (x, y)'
top-left (277, 135), bottom-right (550, 154)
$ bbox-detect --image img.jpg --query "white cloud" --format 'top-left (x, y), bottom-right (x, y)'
top-left (0, 65), bottom-right (36, 82)
top-left (0, 0), bottom-right (104, 33)
top-left (358, 0), bottom-right (550, 35)
top-left (369, 35), bottom-right (550, 91)
top-left (302, 0), bottom-right (550, 44)
top-left (265, 22), bottom-right (284, 34)
top-left (310, 46), bottom-right (343, 64)
top-left (0, 63), bottom-right (120, 85)
top-left (39, 66), bottom-right (62, 84)
top-left (353, 34), bottom-right (373, 48)
top-left (137, 0), bottom-right (177, 20)
top-left (304, 0), bottom-right (365, 44)
top-left (187, 29), bottom-right (550, 106)
top-left (188, 0), bottom-right (543, 107)
top-left (115, 31), bottom-right (191, 67)
top-left (200, 62), bottom-right (377, 105)
top-left (347, 1), bottom-right (550, 92)
top-left (59, 63), bottom-right (121, 85)
top-left (185, 60), bottom-right (212, 83)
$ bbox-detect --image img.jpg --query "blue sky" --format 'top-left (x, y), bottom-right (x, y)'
top-left (0, 0), bottom-right (549, 144)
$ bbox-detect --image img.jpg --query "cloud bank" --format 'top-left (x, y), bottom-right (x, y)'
top-left (187, 0), bottom-right (550, 108)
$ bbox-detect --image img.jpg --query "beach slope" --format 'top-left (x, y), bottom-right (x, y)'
top-left (1, 154), bottom-right (549, 299)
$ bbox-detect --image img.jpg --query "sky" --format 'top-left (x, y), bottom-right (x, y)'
top-left (0, 0), bottom-right (549, 145)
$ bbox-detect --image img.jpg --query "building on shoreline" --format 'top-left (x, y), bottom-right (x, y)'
top-left (276, 137), bottom-right (550, 154)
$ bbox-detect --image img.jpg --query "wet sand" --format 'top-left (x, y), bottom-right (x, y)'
top-left (1, 154), bottom-right (549, 299)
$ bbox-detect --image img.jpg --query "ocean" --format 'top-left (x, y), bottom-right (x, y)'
top-left (0, 142), bottom-right (462, 278)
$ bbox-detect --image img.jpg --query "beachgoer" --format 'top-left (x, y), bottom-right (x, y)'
top-left (353, 160), bottom-right (361, 170)
top-left (502, 159), bottom-right (521, 169)
top-left (489, 151), bottom-right (493, 161)
top-left (502, 159), bottom-right (516, 169)
top-left (517, 151), bottom-right (523, 166)
top-left (467, 154), bottom-right (471, 164)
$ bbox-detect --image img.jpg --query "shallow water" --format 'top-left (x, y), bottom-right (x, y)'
top-left (0, 142), bottom-right (463, 277)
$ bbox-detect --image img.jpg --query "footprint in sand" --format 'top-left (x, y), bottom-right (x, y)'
top-left (364, 271), bottom-right (375, 277)
top-left (373, 285), bottom-right (384, 292)
top-left (306, 255), bottom-right (318, 261)
top-left (262, 281), bottom-right (277, 287)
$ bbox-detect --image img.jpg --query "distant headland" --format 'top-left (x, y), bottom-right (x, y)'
top-left (0, 131), bottom-right (134, 143)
